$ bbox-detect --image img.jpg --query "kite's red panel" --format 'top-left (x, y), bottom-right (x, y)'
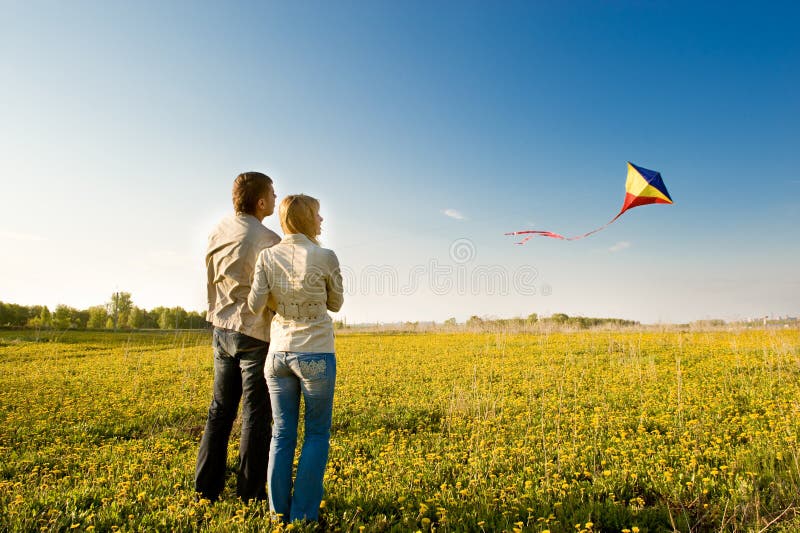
top-left (619, 192), bottom-right (672, 214)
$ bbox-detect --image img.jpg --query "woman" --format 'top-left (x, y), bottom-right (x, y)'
top-left (248, 194), bottom-right (343, 523)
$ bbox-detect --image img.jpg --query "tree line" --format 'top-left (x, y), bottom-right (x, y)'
top-left (463, 313), bottom-right (639, 329)
top-left (0, 292), bottom-right (206, 330)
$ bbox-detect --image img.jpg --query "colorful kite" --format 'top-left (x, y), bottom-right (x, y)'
top-left (506, 162), bottom-right (673, 244)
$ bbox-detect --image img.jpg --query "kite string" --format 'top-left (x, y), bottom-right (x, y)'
top-left (506, 210), bottom-right (624, 244)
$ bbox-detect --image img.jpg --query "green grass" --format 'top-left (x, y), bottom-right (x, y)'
top-left (1, 328), bottom-right (799, 531)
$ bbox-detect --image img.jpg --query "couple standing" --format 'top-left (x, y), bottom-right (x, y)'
top-left (194, 171), bottom-right (343, 523)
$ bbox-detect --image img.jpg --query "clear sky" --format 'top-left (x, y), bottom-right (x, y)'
top-left (1, 1), bottom-right (798, 324)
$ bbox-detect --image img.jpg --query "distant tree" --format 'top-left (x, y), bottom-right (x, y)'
top-left (142, 309), bottom-right (159, 329)
top-left (28, 306), bottom-right (52, 329)
top-left (20, 304), bottom-right (37, 326)
top-left (157, 307), bottom-right (189, 330)
top-left (52, 305), bottom-right (78, 329)
top-left (182, 310), bottom-right (205, 329)
top-left (0, 301), bottom-right (28, 326)
top-left (152, 307), bottom-right (196, 329)
top-left (127, 306), bottom-right (145, 329)
top-left (1, 298), bottom-right (207, 331)
top-left (157, 308), bottom-right (171, 330)
top-left (73, 309), bottom-right (89, 329)
top-left (527, 313), bottom-right (538, 324)
top-left (466, 315), bottom-right (484, 327)
top-left (0, 302), bottom-right (23, 326)
top-left (107, 292), bottom-right (133, 330)
top-left (174, 307), bottom-right (188, 329)
top-left (87, 306), bottom-right (109, 329)
top-left (146, 308), bottom-right (163, 329)
top-left (0, 302), bottom-right (29, 326)
top-left (551, 313), bottom-right (569, 324)
top-left (444, 317), bottom-right (457, 327)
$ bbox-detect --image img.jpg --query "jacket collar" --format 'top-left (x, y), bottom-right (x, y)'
top-left (282, 233), bottom-right (314, 245)
top-left (235, 212), bottom-right (260, 224)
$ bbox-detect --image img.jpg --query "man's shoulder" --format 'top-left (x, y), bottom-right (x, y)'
top-left (209, 214), bottom-right (240, 236)
top-left (207, 215), bottom-right (239, 251)
top-left (253, 224), bottom-right (281, 248)
top-left (207, 214), bottom-right (281, 255)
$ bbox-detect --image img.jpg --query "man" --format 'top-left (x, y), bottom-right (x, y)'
top-left (195, 172), bottom-right (280, 502)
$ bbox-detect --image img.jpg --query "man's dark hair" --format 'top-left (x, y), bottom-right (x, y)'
top-left (232, 172), bottom-right (273, 215)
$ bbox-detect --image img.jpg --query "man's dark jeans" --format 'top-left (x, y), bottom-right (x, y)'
top-left (195, 328), bottom-right (271, 502)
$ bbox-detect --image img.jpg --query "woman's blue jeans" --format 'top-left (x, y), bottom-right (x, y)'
top-left (266, 351), bottom-right (336, 522)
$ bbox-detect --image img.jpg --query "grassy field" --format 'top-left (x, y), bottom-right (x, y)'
top-left (1, 327), bottom-right (799, 532)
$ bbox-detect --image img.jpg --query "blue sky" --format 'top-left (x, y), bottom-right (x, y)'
top-left (1, 1), bottom-right (798, 324)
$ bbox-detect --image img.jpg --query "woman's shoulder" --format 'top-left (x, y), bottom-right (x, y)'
top-left (313, 245), bottom-right (339, 266)
top-left (257, 243), bottom-right (278, 261)
top-left (319, 245), bottom-right (338, 259)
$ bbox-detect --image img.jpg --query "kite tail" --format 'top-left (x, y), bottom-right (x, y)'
top-left (506, 211), bottom-right (624, 244)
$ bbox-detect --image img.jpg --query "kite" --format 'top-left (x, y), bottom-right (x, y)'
top-left (506, 162), bottom-right (673, 244)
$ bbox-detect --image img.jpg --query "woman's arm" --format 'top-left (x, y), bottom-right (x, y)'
top-left (325, 250), bottom-right (344, 313)
top-left (248, 249), bottom-right (272, 316)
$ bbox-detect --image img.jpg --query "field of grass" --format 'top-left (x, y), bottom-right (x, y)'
top-left (1, 327), bottom-right (799, 532)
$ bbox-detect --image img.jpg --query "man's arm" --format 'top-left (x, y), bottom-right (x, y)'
top-left (206, 252), bottom-right (217, 318)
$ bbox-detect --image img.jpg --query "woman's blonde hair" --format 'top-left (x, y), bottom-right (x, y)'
top-left (279, 194), bottom-right (320, 244)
